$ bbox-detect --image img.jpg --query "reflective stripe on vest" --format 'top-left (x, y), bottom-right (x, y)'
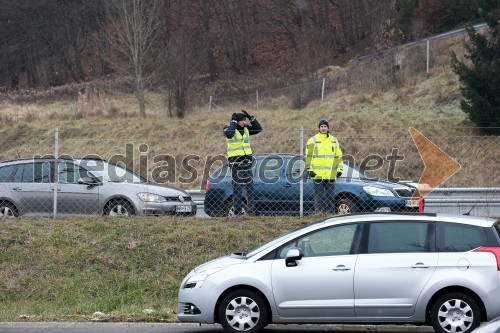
top-left (227, 127), bottom-right (252, 158)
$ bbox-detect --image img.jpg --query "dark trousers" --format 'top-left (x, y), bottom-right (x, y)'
top-left (231, 163), bottom-right (254, 215)
top-left (313, 180), bottom-right (336, 214)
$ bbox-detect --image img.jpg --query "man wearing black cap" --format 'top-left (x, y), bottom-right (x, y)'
top-left (305, 119), bottom-right (343, 214)
top-left (223, 110), bottom-right (262, 216)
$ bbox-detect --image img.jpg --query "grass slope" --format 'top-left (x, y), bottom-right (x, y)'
top-left (0, 216), bottom-right (317, 322)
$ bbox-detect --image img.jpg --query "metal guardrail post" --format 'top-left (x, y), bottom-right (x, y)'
top-left (321, 78), bottom-right (325, 100)
top-left (300, 126), bottom-right (304, 218)
top-left (426, 39), bottom-right (430, 74)
top-left (53, 128), bottom-right (59, 218)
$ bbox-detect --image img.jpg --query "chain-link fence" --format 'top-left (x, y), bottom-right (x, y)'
top-left (0, 128), bottom-right (497, 218)
top-left (194, 29), bottom-right (469, 112)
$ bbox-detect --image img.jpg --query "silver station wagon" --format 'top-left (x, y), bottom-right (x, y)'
top-left (178, 213), bottom-right (500, 333)
top-left (0, 157), bottom-right (196, 217)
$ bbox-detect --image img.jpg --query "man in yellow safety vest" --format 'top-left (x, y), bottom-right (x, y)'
top-left (305, 119), bottom-right (343, 214)
top-left (223, 110), bottom-right (262, 216)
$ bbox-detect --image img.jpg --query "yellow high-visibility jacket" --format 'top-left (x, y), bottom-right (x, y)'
top-left (226, 127), bottom-right (252, 158)
top-left (305, 132), bottom-right (343, 180)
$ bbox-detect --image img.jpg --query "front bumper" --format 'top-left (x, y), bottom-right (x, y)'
top-left (139, 201), bottom-right (197, 216)
top-left (361, 196), bottom-right (420, 212)
top-left (177, 279), bottom-right (218, 324)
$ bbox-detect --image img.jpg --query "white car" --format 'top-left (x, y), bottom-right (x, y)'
top-left (178, 213), bottom-right (500, 333)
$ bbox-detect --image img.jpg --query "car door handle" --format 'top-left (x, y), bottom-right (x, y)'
top-left (12, 187), bottom-right (22, 191)
top-left (283, 183), bottom-right (292, 188)
top-left (333, 265), bottom-right (351, 271)
top-left (411, 263), bottom-right (430, 268)
top-left (50, 188), bottom-right (61, 191)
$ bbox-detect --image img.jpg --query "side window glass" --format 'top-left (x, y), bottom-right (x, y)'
top-left (11, 163), bottom-right (51, 183)
top-left (368, 222), bottom-right (428, 253)
top-left (0, 165), bottom-right (17, 182)
top-left (437, 223), bottom-right (487, 252)
top-left (35, 162), bottom-right (52, 183)
top-left (13, 164), bottom-right (25, 182)
top-left (57, 162), bottom-right (88, 184)
top-left (285, 157), bottom-right (305, 183)
top-left (256, 155), bottom-right (283, 183)
top-left (278, 224), bottom-right (358, 259)
top-left (21, 163), bottom-right (35, 183)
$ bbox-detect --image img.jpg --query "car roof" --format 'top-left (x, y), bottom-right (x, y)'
top-left (322, 212), bottom-right (496, 228)
top-left (0, 156), bottom-right (108, 165)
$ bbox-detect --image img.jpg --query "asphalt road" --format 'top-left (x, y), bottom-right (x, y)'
top-left (0, 322), bottom-right (435, 333)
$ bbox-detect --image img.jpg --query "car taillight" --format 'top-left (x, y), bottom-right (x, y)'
top-left (419, 197), bottom-right (425, 213)
top-left (205, 179), bottom-right (210, 194)
top-left (474, 247), bottom-right (500, 270)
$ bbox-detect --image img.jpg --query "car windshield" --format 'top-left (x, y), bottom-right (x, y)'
top-left (341, 162), bottom-right (376, 180)
top-left (78, 160), bottom-right (147, 183)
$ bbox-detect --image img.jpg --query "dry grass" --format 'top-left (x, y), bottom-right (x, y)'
top-left (0, 31), bottom-right (496, 188)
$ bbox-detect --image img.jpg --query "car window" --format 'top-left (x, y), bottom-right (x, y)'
top-left (57, 162), bottom-right (91, 184)
top-left (255, 156), bottom-right (283, 182)
top-left (0, 165), bottom-right (17, 182)
top-left (341, 162), bottom-right (376, 181)
top-left (285, 156), bottom-right (305, 181)
top-left (436, 222), bottom-right (487, 252)
top-left (13, 162), bottom-right (52, 183)
top-left (278, 224), bottom-right (358, 258)
top-left (367, 222), bottom-right (429, 253)
top-left (80, 160), bottom-right (145, 183)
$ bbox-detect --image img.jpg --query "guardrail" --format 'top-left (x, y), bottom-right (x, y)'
top-left (423, 188), bottom-right (500, 216)
top-left (188, 188), bottom-right (500, 217)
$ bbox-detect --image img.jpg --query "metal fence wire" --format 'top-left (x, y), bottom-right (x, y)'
top-left (0, 128), bottom-right (498, 218)
top-left (195, 30), bottom-right (469, 112)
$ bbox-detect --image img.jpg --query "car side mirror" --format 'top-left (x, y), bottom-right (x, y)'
top-left (78, 176), bottom-right (101, 186)
top-left (285, 248), bottom-right (303, 267)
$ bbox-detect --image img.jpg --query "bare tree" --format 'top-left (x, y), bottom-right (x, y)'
top-left (164, 30), bottom-right (198, 119)
top-left (102, 0), bottom-right (162, 118)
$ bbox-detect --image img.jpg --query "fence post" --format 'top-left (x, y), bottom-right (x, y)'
top-left (321, 78), bottom-right (325, 100)
top-left (256, 90), bottom-right (259, 109)
top-left (300, 125), bottom-right (304, 218)
top-left (426, 39), bottom-right (430, 74)
top-left (208, 96), bottom-right (212, 112)
top-left (53, 128), bottom-right (59, 218)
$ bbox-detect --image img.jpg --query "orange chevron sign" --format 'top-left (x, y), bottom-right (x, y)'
top-left (409, 127), bottom-right (461, 199)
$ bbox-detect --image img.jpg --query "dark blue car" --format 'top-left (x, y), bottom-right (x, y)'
top-left (204, 154), bottom-right (422, 217)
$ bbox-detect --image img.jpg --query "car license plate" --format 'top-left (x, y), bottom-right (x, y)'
top-left (176, 205), bottom-right (192, 213)
top-left (405, 199), bottom-right (419, 207)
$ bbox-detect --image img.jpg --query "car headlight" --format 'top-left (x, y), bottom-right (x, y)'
top-left (363, 186), bottom-right (395, 197)
top-left (184, 267), bottom-right (225, 288)
top-left (137, 192), bottom-right (166, 203)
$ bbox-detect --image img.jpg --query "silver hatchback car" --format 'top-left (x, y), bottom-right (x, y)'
top-left (178, 213), bottom-right (500, 333)
top-left (0, 158), bottom-right (196, 217)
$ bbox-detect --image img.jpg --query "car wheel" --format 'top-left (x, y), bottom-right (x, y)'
top-left (336, 197), bottom-right (359, 214)
top-left (218, 290), bottom-right (268, 333)
top-left (430, 292), bottom-right (480, 333)
top-left (105, 199), bottom-right (135, 217)
top-left (0, 202), bottom-right (18, 218)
